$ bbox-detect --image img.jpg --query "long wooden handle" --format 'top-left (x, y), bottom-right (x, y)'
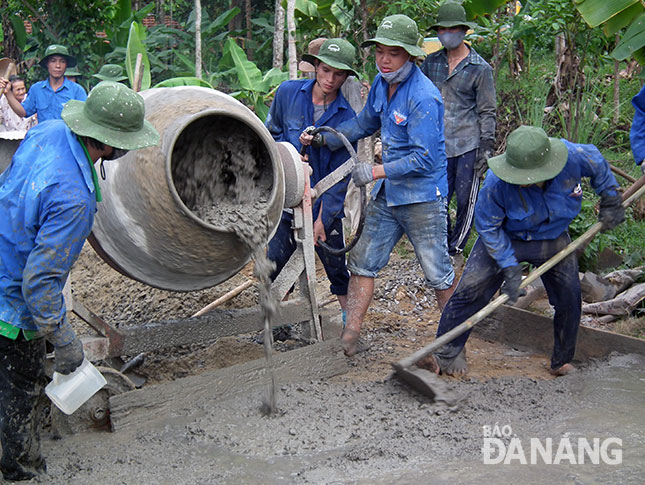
top-left (394, 176), bottom-right (645, 371)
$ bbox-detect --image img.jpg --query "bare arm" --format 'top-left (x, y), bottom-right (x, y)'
top-left (0, 78), bottom-right (26, 118)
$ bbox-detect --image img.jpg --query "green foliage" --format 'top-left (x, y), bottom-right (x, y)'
top-left (153, 77), bottom-right (214, 88)
top-left (125, 22), bottom-right (151, 90)
top-left (219, 38), bottom-right (287, 121)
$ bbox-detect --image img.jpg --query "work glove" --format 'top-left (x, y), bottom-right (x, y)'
top-left (351, 162), bottom-right (374, 187)
top-left (54, 337), bottom-right (85, 375)
top-left (303, 126), bottom-right (325, 148)
top-left (48, 321), bottom-right (84, 375)
top-left (598, 190), bottom-right (625, 232)
top-left (501, 265), bottom-right (526, 305)
top-left (474, 139), bottom-right (494, 179)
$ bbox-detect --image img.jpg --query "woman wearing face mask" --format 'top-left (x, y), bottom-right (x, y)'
top-left (300, 15), bottom-right (456, 357)
top-left (421, 1), bottom-right (496, 262)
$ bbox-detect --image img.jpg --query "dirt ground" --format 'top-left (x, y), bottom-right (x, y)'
top-left (17, 241), bottom-right (644, 484)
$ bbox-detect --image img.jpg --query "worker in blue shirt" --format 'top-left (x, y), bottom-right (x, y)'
top-left (301, 15), bottom-right (456, 357)
top-left (0, 81), bottom-right (159, 481)
top-left (265, 38), bottom-right (359, 315)
top-left (419, 126), bottom-right (624, 377)
top-left (630, 84), bottom-right (645, 175)
top-left (0, 44), bottom-right (87, 122)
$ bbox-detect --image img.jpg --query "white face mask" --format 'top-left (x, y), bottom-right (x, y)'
top-left (438, 31), bottom-right (466, 50)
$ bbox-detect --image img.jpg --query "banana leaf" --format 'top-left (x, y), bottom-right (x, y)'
top-left (611, 12), bottom-right (645, 61)
top-left (575, 0), bottom-right (639, 28)
top-left (125, 22), bottom-right (151, 91)
top-left (220, 38), bottom-right (265, 92)
top-left (9, 14), bottom-right (27, 50)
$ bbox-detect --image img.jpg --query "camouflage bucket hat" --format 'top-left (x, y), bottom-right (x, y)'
top-left (302, 38), bottom-right (360, 78)
top-left (430, 1), bottom-right (477, 30)
top-left (61, 81), bottom-right (160, 150)
top-left (93, 64), bottom-right (128, 82)
top-left (361, 15), bottom-right (426, 58)
top-left (39, 44), bottom-right (77, 68)
top-left (488, 126), bottom-right (568, 185)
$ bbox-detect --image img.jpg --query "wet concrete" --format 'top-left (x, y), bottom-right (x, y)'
top-left (33, 352), bottom-right (644, 484)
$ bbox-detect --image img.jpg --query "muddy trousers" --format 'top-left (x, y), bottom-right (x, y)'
top-left (0, 334), bottom-right (47, 480)
top-left (435, 233), bottom-right (581, 370)
top-left (446, 149), bottom-right (478, 255)
top-left (267, 212), bottom-right (350, 295)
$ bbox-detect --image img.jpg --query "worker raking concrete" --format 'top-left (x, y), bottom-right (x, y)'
top-left (419, 125), bottom-right (625, 377)
top-left (0, 81), bottom-right (159, 481)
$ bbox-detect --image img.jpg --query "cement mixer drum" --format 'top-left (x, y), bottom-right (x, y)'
top-left (89, 87), bottom-right (286, 291)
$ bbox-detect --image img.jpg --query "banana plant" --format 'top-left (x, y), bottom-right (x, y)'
top-left (219, 37), bottom-right (288, 121)
top-left (125, 21), bottom-right (152, 91)
top-left (574, 0), bottom-right (645, 63)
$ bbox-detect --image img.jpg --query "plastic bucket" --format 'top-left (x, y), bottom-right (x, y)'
top-left (45, 359), bottom-right (107, 415)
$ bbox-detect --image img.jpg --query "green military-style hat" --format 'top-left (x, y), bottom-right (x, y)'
top-left (361, 15), bottom-right (426, 58)
top-left (65, 67), bottom-right (82, 77)
top-left (430, 1), bottom-right (477, 30)
top-left (39, 44), bottom-right (77, 68)
top-left (93, 64), bottom-right (128, 82)
top-left (302, 38), bottom-right (360, 78)
top-left (488, 126), bottom-right (568, 185)
top-left (61, 81), bottom-right (160, 151)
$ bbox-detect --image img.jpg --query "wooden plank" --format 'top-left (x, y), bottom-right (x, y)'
top-left (109, 338), bottom-right (348, 432)
top-left (473, 305), bottom-right (645, 360)
top-left (117, 300), bottom-right (313, 355)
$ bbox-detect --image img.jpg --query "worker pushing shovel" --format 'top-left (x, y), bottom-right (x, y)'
top-left (415, 125), bottom-right (625, 378)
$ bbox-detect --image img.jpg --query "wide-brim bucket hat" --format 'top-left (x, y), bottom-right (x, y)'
top-left (65, 67), bottom-right (82, 77)
top-left (361, 15), bottom-right (426, 58)
top-left (93, 64), bottom-right (128, 82)
top-left (430, 1), bottom-right (477, 30)
top-left (62, 81), bottom-right (160, 150)
top-left (302, 38), bottom-right (360, 78)
top-left (488, 125), bottom-right (568, 185)
top-left (298, 37), bottom-right (328, 73)
top-left (39, 44), bottom-right (77, 68)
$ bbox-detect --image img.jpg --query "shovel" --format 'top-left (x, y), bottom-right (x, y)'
top-left (392, 175), bottom-right (645, 401)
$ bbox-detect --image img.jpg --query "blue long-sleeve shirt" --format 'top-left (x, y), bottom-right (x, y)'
top-left (0, 120), bottom-right (97, 342)
top-left (265, 79), bottom-right (356, 226)
top-left (22, 78), bottom-right (87, 122)
top-left (327, 65), bottom-right (448, 207)
top-left (630, 84), bottom-right (645, 166)
top-left (475, 140), bottom-right (619, 269)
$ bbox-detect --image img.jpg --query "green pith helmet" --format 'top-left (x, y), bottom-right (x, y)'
top-left (39, 44), bottom-right (77, 68)
top-left (61, 81), bottom-right (160, 151)
top-left (430, 1), bottom-right (477, 30)
top-left (301, 38), bottom-right (360, 78)
top-left (65, 67), bottom-right (82, 77)
top-left (488, 126), bottom-right (568, 185)
top-left (361, 14), bottom-right (426, 58)
top-left (93, 64), bottom-right (128, 82)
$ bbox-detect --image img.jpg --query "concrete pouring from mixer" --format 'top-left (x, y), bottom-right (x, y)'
top-left (89, 87), bottom-right (286, 291)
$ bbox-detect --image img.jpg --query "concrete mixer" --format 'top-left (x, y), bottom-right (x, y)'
top-left (0, 87), bottom-right (363, 432)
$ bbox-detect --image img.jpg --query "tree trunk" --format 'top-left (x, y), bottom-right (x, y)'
top-left (245, 0), bottom-right (253, 61)
top-left (286, 0), bottom-right (297, 79)
top-left (195, 0), bottom-right (202, 79)
top-left (613, 33), bottom-right (620, 125)
top-left (359, 0), bottom-right (369, 71)
top-left (272, 0), bottom-right (285, 69)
